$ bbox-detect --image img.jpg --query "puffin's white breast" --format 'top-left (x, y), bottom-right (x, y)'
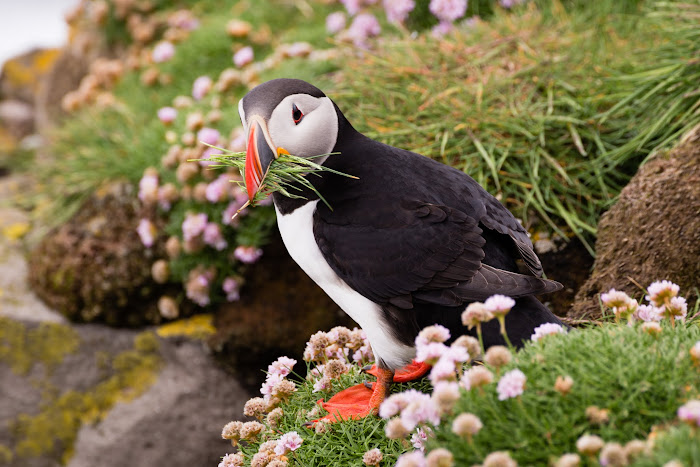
top-left (275, 200), bottom-right (415, 369)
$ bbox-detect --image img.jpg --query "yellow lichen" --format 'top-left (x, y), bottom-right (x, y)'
top-left (1, 222), bottom-right (31, 241)
top-left (156, 313), bottom-right (215, 339)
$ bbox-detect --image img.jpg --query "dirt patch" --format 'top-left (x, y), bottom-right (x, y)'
top-left (569, 134), bottom-right (700, 320)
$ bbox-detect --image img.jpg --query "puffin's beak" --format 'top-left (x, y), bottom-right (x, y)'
top-left (244, 118), bottom-right (276, 201)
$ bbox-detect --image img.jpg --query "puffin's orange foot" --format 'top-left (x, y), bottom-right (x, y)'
top-left (366, 359), bottom-right (431, 383)
top-left (313, 360), bottom-right (431, 424)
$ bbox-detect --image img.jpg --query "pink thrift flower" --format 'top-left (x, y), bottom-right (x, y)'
top-left (186, 272), bottom-right (212, 306)
top-left (274, 431), bottom-right (303, 456)
top-left (384, 0), bottom-right (415, 23)
top-left (395, 451), bottom-right (427, 467)
top-left (197, 127), bottom-right (220, 146)
top-left (182, 212), bottom-right (208, 241)
top-left (222, 277), bottom-right (240, 301)
top-left (347, 13), bottom-right (381, 47)
top-left (192, 75), bottom-right (213, 100)
top-left (634, 304), bottom-right (662, 322)
top-left (199, 146), bottom-right (220, 168)
top-left (326, 11), bottom-right (347, 33)
top-left (484, 294), bottom-right (516, 316)
top-left (233, 46), bottom-right (254, 68)
top-left (137, 219), bottom-right (157, 247)
top-left (268, 356), bottom-right (297, 377)
top-left (531, 323), bottom-right (566, 341)
top-left (261, 373), bottom-right (283, 399)
top-left (646, 280), bottom-right (680, 307)
top-left (223, 200), bottom-right (246, 225)
top-left (379, 389), bottom-right (424, 419)
top-left (341, 0), bottom-right (363, 15)
top-left (152, 41), bottom-right (175, 63)
top-left (663, 296), bottom-right (688, 320)
top-left (138, 172), bottom-right (159, 204)
top-left (157, 106), bottom-right (177, 124)
top-left (411, 427), bottom-right (431, 451)
top-left (500, 0), bottom-right (527, 8)
top-left (206, 175), bottom-right (230, 203)
top-left (416, 342), bottom-right (448, 365)
top-left (429, 0), bottom-right (467, 23)
top-left (497, 368), bottom-right (526, 400)
top-left (203, 223), bottom-right (227, 250)
top-left (234, 245), bottom-right (263, 264)
top-left (677, 400), bottom-right (700, 427)
top-left (401, 393), bottom-right (441, 429)
top-left (415, 324), bottom-right (451, 347)
top-left (218, 453), bottom-right (243, 467)
top-left (601, 289), bottom-right (633, 308)
top-left (431, 21), bottom-right (454, 37)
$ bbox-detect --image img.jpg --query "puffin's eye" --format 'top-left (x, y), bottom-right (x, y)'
top-left (292, 103), bottom-right (304, 125)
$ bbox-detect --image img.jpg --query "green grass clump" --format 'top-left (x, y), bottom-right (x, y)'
top-left (432, 323), bottom-right (700, 465)
top-left (331, 2), bottom-right (700, 252)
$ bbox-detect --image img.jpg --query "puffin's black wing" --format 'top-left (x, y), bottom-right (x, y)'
top-left (313, 195), bottom-right (560, 309)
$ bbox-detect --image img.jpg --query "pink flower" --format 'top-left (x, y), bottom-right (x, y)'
top-left (530, 323), bottom-right (566, 342)
top-left (197, 127), bottom-right (220, 146)
top-left (182, 212), bottom-right (208, 241)
top-left (192, 75), bottom-right (213, 100)
top-left (138, 172), bottom-right (159, 204)
top-left (152, 41), bottom-right (175, 63)
top-left (347, 13), bottom-right (381, 47)
top-left (274, 431), bottom-right (303, 456)
top-left (261, 373), bottom-right (283, 399)
top-left (634, 304), bottom-right (662, 322)
top-left (233, 46), bottom-right (254, 68)
top-left (400, 393), bottom-right (441, 429)
top-left (497, 369), bottom-right (526, 400)
top-left (429, 0), bottom-right (467, 23)
top-left (379, 389), bottom-right (424, 419)
top-left (411, 426), bottom-right (431, 451)
top-left (206, 175), bottom-right (230, 203)
top-left (234, 245), bottom-right (263, 264)
top-left (416, 342), bottom-right (448, 365)
top-left (218, 452), bottom-right (243, 467)
top-left (268, 356), bottom-right (297, 377)
top-left (326, 11), bottom-right (347, 33)
top-left (396, 451), bottom-right (427, 467)
top-left (663, 296), bottom-right (687, 320)
top-left (341, 0), bottom-right (363, 15)
top-left (222, 277), bottom-right (240, 301)
top-left (384, 0), bottom-right (415, 23)
top-left (499, 0), bottom-right (527, 8)
top-left (484, 294), bottom-right (516, 316)
top-left (431, 21), bottom-right (454, 37)
top-left (203, 223), bottom-right (227, 250)
top-left (157, 106), bottom-right (177, 124)
top-left (199, 146), bottom-right (220, 167)
top-left (415, 324), bottom-right (451, 347)
top-left (601, 289), bottom-right (633, 308)
top-left (185, 271), bottom-right (212, 306)
top-left (646, 280), bottom-right (680, 307)
top-left (137, 219), bottom-right (156, 247)
top-left (677, 400), bottom-right (700, 427)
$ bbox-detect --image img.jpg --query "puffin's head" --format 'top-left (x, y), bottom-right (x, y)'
top-left (238, 78), bottom-right (339, 200)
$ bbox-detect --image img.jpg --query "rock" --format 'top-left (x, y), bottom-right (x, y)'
top-left (0, 99), bottom-right (35, 140)
top-left (568, 135), bottom-right (700, 320)
top-left (34, 49), bottom-right (90, 131)
top-left (27, 182), bottom-right (184, 326)
top-left (210, 230), bottom-right (353, 390)
top-left (0, 318), bottom-right (251, 467)
top-left (0, 49), bottom-right (60, 104)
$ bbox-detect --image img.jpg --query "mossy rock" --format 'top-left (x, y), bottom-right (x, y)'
top-left (27, 182), bottom-right (179, 326)
top-left (569, 135), bottom-right (700, 320)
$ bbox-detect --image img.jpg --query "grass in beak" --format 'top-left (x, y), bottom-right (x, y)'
top-left (195, 145), bottom-right (358, 218)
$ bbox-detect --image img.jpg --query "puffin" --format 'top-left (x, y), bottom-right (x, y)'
top-left (238, 78), bottom-right (563, 419)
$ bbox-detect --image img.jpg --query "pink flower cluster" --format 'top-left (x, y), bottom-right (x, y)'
top-left (677, 400), bottom-right (700, 427)
top-left (379, 389), bottom-right (441, 430)
top-left (414, 325), bottom-right (470, 385)
top-left (496, 368), bottom-right (526, 400)
top-left (530, 323), bottom-right (566, 342)
top-left (260, 356), bottom-right (297, 404)
top-left (602, 281), bottom-right (688, 325)
top-left (274, 431), bottom-right (303, 456)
